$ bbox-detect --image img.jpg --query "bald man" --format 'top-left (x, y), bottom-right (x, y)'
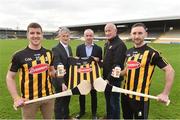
top-left (103, 23), bottom-right (127, 119)
top-left (76, 29), bottom-right (102, 119)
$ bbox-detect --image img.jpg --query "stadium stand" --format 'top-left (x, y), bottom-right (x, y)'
top-left (0, 29), bottom-right (26, 39)
top-left (0, 29), bottom-right (55, 39)
top-left (119, 30), bottom-right (130, 41)
top-left (70, 31), bottom-right (82, 39)
top-left (155, 29), bottom-right (180, 43)
top-left (65, 16), bottom-right (180, 44)
top-left (1, 16), bottom-right (180, 43)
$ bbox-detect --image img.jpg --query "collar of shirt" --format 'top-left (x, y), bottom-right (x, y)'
top-left (108, 35), bottom-right (119, 43)
top-left (85, 43), bottom-right (93, 57)
top-left (134, 43), bottom-right (147, 50)
top-left (60, 41), bottom-right (68, 48)
top-left (85, 43), bottom-right (94, 48)
top-left (60, 41), bottom-right (70, 56)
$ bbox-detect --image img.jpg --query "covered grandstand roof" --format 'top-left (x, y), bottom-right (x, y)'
top-left (63, 16), bottom-right (180, 28)
top-left (62, 16), bottom-right (180, 44)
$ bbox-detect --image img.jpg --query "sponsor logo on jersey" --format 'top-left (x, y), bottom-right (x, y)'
top-left (29, 64), bottom-right (49, 74)
top-left (77, 67), bottom-right (92, 73)
top-left (127, 60), bottom-right (140, 69)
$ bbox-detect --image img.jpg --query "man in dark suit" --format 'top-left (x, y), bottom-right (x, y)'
top-left (52, 27), bottom-right (73, 119)
top-left (76, 29), bottom-right (102, 119)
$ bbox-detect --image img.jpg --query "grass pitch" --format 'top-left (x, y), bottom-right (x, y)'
top-left (0, 39), bottom-right (179, 119)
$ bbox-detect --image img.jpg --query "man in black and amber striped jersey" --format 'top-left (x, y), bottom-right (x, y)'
top-left (6, 23), bottom-right (55, 119)
top-left (120, 23), bottom-right (175, 119)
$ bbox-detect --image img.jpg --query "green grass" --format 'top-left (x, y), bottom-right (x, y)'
top-left (0, 39), bottom-right (180, 119)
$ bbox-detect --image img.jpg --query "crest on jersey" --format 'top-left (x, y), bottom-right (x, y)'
top-left (34, 54), bottom-right (41, 61)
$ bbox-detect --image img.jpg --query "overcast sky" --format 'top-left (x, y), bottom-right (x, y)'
top-left (0, 0), bottom-right (180, 31)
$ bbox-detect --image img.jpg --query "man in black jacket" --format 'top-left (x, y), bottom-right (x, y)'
top-left (52, 27), bottom-right (73, 119)
top-left (76, 29), bottom-right (102, 119)
top-left (103, 23), bottom-right (127, 119)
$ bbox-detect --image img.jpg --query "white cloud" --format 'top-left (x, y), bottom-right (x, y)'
top-left (0, 0), bottom-right (179, 31)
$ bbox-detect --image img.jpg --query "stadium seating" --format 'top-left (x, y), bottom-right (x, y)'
top-left (154, 29), bottom-right (180, 43)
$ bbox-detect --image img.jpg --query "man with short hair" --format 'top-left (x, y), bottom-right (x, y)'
top-left (76, 29), bottom-right (102, 119)
top-left (52, 27), bottom-right (73, 119)
top-left (103, 23), bottom-right (127, 119)
top-left (6, 22), bottom-right (55, 119)
top-left (120, 23), bottom-right (175, 119)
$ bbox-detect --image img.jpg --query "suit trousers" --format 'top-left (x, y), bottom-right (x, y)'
top-left (79, 89), bottom-right (97, 115)
top-left (54, 96), bottom-right (71, 119)
top-left (105, 79), bottom-right (121, 119)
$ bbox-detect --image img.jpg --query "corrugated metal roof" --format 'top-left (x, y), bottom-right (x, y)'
top-left (62, 16), bottom-right (180, 28)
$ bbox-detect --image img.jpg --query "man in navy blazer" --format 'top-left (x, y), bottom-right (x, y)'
top-left (76, 29), bottom-right (102, 119)
top-left (52, 27), bottom-right (73, 119)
